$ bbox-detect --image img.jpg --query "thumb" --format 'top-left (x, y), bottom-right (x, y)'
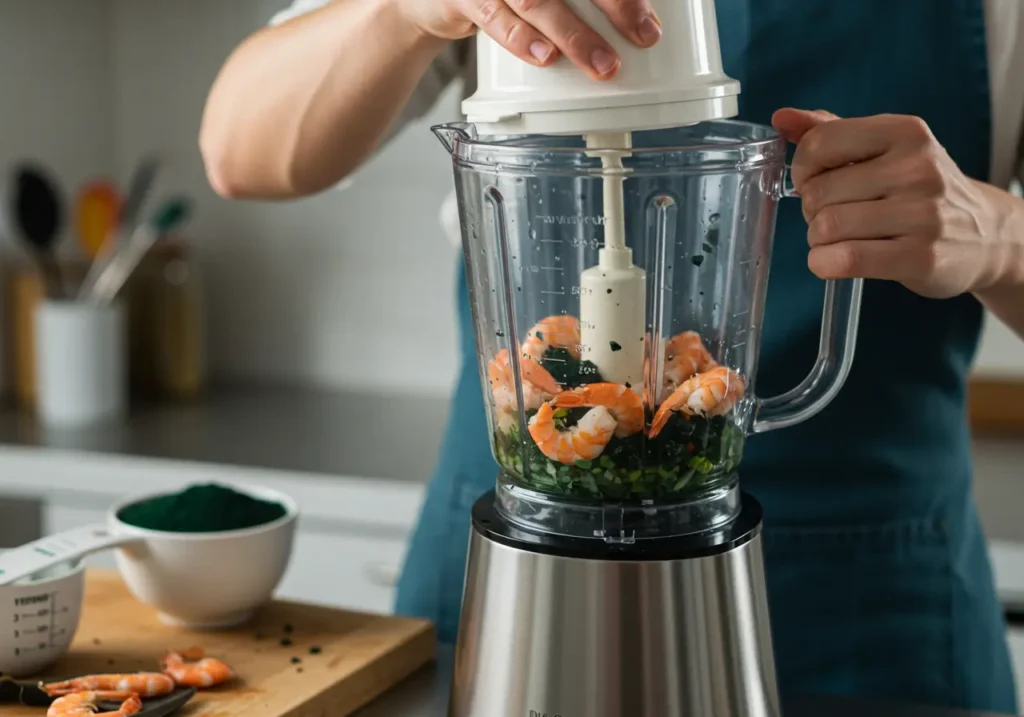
top-left (772, 108), bottom-right (841, 144)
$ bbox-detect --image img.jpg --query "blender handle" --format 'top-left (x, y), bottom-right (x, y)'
top-left (751, 166), bottom-right (865, 434)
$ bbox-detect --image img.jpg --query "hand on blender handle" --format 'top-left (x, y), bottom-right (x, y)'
top-left (395, 0), bottom-right (662, 79)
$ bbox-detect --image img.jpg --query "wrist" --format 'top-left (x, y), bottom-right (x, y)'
top-left (972, 180), bottom-right (1024, 295)
top-left (383, 0), bottom-right (457, 48)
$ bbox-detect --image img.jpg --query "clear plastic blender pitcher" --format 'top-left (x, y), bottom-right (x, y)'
top-left (434, 120), bottom-right (863, 542)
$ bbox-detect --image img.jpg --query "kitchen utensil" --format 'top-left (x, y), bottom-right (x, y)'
top-left (90, 198), bottom-right (191, 306)
top-left (79, 156), bottom-right (160, 301)
top-left (8, 571), bottom-right (435, 717)
top-left (12, 163), bottom-right (65, 299)
top-left (74, 180), bottom-right (122, 261)
top-left (0, 559), bottom-right (85, 677)
top-left (0, 484), bottom-right (298, 628)
top-left (34, 299), bottom-right (127, 426)
top-left (0, 679), bottom-right (196, 717)
top-left (434, 2), bottom-right (864, 715)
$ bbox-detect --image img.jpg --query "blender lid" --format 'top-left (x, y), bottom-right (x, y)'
top-left (461, 0), bottom-right (740, 136)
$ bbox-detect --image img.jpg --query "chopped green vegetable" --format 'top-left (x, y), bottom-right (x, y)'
top-left (692, 255), bottom-right (705, 267)
top-left (491, 347), bottom-right (742, 501)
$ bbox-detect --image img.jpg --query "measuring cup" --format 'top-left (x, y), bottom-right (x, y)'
top-left (0, 559), bottom-right (85, 677)
top-left (0, 484), bottom-right (298, 629)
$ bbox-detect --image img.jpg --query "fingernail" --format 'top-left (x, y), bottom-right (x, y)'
top-left (638, 15), bottom-right (662, 45)
top-left (591, 48), bottom-right (619, 77)
top-left (530, 41), bottom-right (554, 63)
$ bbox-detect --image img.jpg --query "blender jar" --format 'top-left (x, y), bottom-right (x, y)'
top-left (435, 120), bottom-right (862, 542)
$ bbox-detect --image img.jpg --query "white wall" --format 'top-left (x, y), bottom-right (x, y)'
top-left (108, 0), bottom-right (461, 397)
top-left (0, 0), bottom-right (114, 394)
top-left (0, 1), bottom-right (1019, 397)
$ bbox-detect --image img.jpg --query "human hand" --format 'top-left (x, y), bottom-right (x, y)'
top-left (772, 108), bottom-right (1017, 299)
top-left (394, 0), bottom-right (661, 80)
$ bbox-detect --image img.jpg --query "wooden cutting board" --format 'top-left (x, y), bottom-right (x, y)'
top-left (8, 571), bottom-right (436, 717)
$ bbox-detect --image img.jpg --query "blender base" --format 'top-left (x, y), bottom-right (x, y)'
top-left (449, 490), bottom-right (780, 717)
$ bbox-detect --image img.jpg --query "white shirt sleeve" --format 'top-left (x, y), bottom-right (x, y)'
top-left (269, 0), bottom-right (468, 147)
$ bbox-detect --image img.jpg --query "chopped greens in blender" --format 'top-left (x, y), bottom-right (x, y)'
top-left (493, 346), bottom-right (743, 500)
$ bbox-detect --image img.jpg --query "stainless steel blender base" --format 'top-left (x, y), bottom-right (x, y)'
top-left (449, 491), bottom-right (780, 717)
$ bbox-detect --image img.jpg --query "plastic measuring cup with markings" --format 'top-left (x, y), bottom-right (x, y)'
top-left (0, 559), bottom-right (85, 677)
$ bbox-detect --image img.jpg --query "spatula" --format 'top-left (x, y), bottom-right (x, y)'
top-left (12, 163), bottom-right (65, 299)
top-left (79, 156), bottom-right (160, 301)
top-left (75, 180), bottom-right (122, 261)
top-left (90, 197), bottom-right (192, 306)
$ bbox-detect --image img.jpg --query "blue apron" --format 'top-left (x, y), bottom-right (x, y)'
top-left (395, 0), bottom-right (1017, 712)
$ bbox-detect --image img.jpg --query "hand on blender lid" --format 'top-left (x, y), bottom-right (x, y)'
top-left (395, 0), bottom-right (662, 79)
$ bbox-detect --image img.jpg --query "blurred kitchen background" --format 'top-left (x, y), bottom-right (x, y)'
top-left (0, 0), bottom-right (1022, 697)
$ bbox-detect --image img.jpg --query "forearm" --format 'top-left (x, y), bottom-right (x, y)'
top-left (972, 180), bottom-right (1024, 339)
top-left (200, 0), bottom-right (446, 199)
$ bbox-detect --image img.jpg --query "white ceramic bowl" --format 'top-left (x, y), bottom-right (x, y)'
top-left (0, 560), bottom-right (85, 676)
top-left (109, 484), bottom-right (298, 629)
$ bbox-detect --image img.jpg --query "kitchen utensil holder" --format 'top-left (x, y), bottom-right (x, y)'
top-left (34, 299), bottom-right (126, 426)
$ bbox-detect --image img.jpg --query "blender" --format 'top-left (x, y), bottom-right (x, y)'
top-left (433, 1), bottom-right (864, 715)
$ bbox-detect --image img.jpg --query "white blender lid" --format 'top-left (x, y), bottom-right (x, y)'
top-left (461, 0), bottom-right (740, 136)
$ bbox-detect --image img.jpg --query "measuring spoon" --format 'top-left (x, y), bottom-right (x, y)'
top-left (0, 525), bottom-right (143, 587)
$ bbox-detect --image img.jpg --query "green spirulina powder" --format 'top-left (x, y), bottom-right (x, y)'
top-left (118, 483), bottom-right (287, 533)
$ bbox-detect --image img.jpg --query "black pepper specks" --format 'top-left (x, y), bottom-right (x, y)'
top-left (283, 624), bottom-right (294, 634)
top-left (609, 341), bottom-right (622, 352)
top-left (624, 382), bottom-right (632, 389)
top-left (702, 242), bottom-right (713, 253)
top-left (606, 288), bottom-right (613, 294)
top-left (291, 657), bottom-right (302, 664)
top-left (309, 646), bottom-right (322, 655)
top-left (281, 638), bottom-right (293, 647)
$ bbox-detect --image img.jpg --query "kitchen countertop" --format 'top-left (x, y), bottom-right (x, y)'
top-left (0, 383), bottom-right (449, 483)
top-left (354, 647), bottom-right (1016, 717)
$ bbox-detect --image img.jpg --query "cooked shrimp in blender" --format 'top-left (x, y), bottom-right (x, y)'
top-left (664, 331), bottom-right (717, 388)
top-left (41, 674), bottom-right (175, 698)
top-left (528, 401), bottom-right (617, 464)
top-left (521, 316), bottom-right (581, 362)
top-left (46, 692), bottom-right (142, 717)
top-left (489, 348), bottom-right (560, 397)
top-left (161, 648), bottom-right (234, 688)
top-left (550, 383), bottom-right (644, 438)
top-left (649, 366), bottom-right (747, 438)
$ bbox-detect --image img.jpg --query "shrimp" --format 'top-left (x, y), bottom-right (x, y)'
top-left (528, 401), bottom-right (617, 464)
top-left (161, 648), bottom-right (233, 688)
top-left (47, 692), bottom-right (142, 717)
top-left (649, 366), bottom-right (746, 438)
top-left (664, 331), bottom-right (717, 388)
top-left (41, 674), bottom-right (174, 698)
top-left (521, 316), bottom-right (581, 362)
top-left (550, 383), bottom-right (644, 439)
top-left (488, 348), bottom-right (560, 398)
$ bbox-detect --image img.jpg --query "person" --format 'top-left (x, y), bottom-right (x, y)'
top-left (200, 0), bottom-right (1024, 712)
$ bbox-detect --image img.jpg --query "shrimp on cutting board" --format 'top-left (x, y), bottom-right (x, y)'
top-left (550, 383), bottom-right (644, 439)
top-left (649, 366), bottom-right (746, 438)
top-left (41, 674), bottom-right (175, 698)
top-left (47, 691), bottom-right (142, 717)
top-left (528, 401), bottom-right (617, 464)
top-left (521, 316), bottom-right (581, 362)
top-left (161, 648), bottom-right (233, 688)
